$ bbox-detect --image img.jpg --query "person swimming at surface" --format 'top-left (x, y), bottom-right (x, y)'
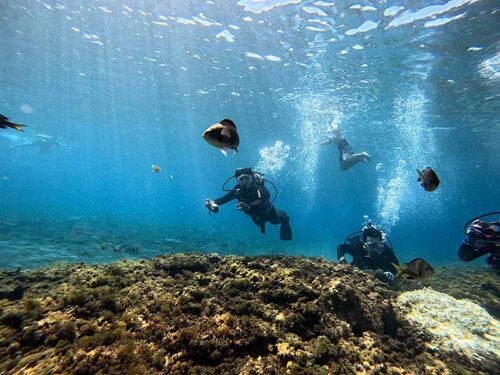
top-left (320, 118), bottom-right (371, 171)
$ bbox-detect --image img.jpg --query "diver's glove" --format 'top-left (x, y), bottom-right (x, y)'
top-left (236, 202), bottom-right (250, 213)
top-left (205, 199), bottom-right (219, 214)
top-left (338, 256), bottom-right (349, 265)
top-left (383, 272), bottom-right (395, 282)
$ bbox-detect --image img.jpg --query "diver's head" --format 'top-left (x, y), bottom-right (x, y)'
top-left (362, 224), bottom-right (384, 257)
top-left (235, 167), bottom-right (254, 189)
top-left (362, 223), bottom-right (383, 242)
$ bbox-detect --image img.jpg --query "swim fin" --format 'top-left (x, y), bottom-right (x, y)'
top-left (280, 221), bottom-right (292, 241)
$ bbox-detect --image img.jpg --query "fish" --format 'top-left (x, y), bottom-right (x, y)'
top-left (202, 118), bottom-right (239, 156)
top-left (152, 164), bottom-right (161, 173)
top-left (392, 258), bottom-right (434, 280)
top-left (416, 167), bottom-right (440, 192)
top-left (0, 114), bottom-right (26, 132)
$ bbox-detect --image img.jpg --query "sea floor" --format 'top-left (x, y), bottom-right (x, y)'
top-left (0, 253), bottom-right (498, 374)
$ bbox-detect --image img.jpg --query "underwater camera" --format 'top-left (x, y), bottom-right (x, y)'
top-left (458, 212), bottom-right (500, 267)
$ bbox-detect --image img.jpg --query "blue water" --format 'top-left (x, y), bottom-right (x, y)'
top-left (0, 0), bottom-right (499, 269)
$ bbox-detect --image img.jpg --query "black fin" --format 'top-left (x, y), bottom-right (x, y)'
top-left (220, 119), bottom-right (236, 129)
top-left (280, 221), bottom-right (292, 240)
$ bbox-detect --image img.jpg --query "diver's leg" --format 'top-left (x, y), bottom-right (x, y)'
top-left (268, 207), bottom-right (292, 240)
top-left (340, 152), bottom-right (371, 170)
top-left (251, 215), bottom-right (266, 234)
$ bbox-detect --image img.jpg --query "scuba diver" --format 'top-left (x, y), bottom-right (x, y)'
top-left (458, 212), bottom-right (500, 273)
top-left (205, 167), bottom-right (292, 240)
top-left (337, 222), bottom-right (399, 281)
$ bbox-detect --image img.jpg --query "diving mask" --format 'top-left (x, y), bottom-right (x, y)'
top-left (237, 174), bottom-right (253, 188)
top-left (363, 239), bottom-right (383, 257)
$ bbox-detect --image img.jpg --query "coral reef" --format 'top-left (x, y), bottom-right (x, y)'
top-left (0, 254), bottom-right (497, 374)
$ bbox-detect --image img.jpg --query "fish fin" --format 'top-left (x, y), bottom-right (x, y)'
top-left (221, 127), bottom-right (232, 137)
top-left (392, 263), bottom-right (405, 279)
top-left (9, 123), bottom-right (25, 132)
top-left (233, 149), bottom-right (237, 155)
top-left (416, 169), bottom-right (422, 182)
top-left (220, 119), bottom-right (236, 129)
top-left (220, 148), bottom-right (228, 157)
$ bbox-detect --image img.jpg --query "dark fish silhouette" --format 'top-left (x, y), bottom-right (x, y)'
top-left (417, 167), bottom-right (440, 192)
top-left (392, 258), bottom-right (434, 280)
top-left (202, 119), bottom-right (239, 156)
top-left (0, 114), bottom-right (26, 132)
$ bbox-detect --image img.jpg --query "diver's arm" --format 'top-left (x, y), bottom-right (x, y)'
top-left (319, 138), bottom-right (335, 145)
top-left (380, 245), bottom-right (399, 273)
top-left (337, 244), bottom-right (350, 263)
top-left (213, 191), bottom-right (237, 206)
top-left (458, 242), bottom-right (490, 262)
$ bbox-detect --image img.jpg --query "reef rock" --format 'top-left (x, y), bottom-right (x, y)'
top-left (0, 254), bottom-right (497, 374)
top-left (397, 288), bottom-right (500, 371)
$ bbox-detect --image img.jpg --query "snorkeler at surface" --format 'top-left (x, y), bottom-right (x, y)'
top-left (320, 118), bottom-right (371, 171)
top-left (205, 167), bottom-right (292, 240)
top-left (458, 212), bottom-right (500, 274)
top-left (337, 223), bottom-right (399, 281)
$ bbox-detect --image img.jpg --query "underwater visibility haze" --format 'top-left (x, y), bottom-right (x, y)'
top-left (0, 1), bottom-right (499, 373)
top-left (0, 0), bottom-right (499, 268)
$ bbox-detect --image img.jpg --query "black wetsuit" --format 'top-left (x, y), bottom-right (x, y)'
top-left (213, 181), bottom-right (292, 240)
top-left (458, 222), bottom-right (500, 270)
top-left (337, 235), bottom-right (399, 274)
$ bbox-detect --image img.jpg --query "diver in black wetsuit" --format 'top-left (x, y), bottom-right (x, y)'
top-left (337, 223), bottom-right (399, 281)
top-left (458, 213), bottom-right (500, 274)
top-left (205, 168), bottom-right (292, 240)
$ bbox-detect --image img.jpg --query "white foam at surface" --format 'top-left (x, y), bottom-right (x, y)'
top-left (467, 46), bottom-right (483, 51)
top-left (176, 17), bottom-right (197, 25)
top-left (387, 0), bottom-right (481, 28)
top-left (305, 26), bottom-right (327, 32)
top-left (246, 52), bottom-right (264, 60)
top-left (313, 1), bottom-right (335, 6)
top-left (237, 0), bottom-right (302, 14)
top-left (216, 29), bottom-right (235, 42)
top-left (384, 5), bottom-right (404, 17)
top-left (99, 6), bottom-right (112, 14)
top-left (346, 20), bottom-right (378, 35)
top-left (352, 44), bottom-right (364, 50)
top-left (302, 6), bottom-right (327, 16)
top-left (424, 12), bottom-right (466, 27)
top-left (265, 55), bottom-right (282, 62)
top-left (242, 16), bottom-right (253, 22)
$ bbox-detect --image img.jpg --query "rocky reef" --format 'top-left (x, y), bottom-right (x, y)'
top-left (0, 254), bottom-right (498, 374)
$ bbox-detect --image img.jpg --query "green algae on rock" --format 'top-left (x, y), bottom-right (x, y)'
top-left (0, 254), bottom-right (497, 374)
